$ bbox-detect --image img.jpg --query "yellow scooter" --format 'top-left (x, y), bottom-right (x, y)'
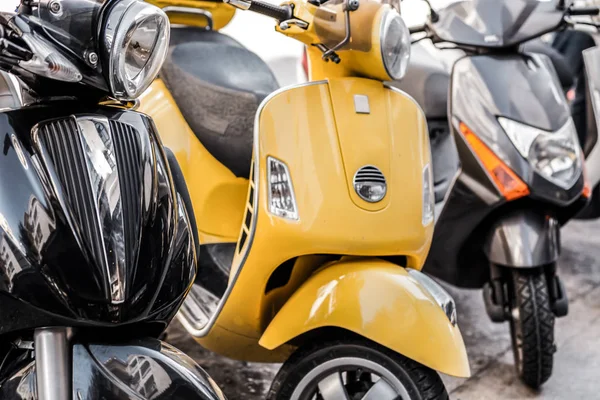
top-left (139, 0), bottom-right (470, 397)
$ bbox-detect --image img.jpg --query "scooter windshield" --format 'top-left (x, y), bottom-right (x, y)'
top-left (431, 0), bottom-right (565, 48)
top-left (33, 0), bottom-right (108, 63)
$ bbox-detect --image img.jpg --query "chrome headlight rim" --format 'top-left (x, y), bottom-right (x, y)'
top-left (379, 7), bottom-right (411, 81)
top-left (498, 116), bottom-right (583, 190)
top-left (102, 0), bottom-right (170, 100)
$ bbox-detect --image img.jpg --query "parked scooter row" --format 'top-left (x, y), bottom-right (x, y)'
top-left (139, 0), bottom-right (470, 398)
top-left (139, 0), bottom-right (600, 395)
top-left (1, 0), bottom-right (600, 398)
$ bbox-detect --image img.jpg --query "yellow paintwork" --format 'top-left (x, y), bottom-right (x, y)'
top-left (259, 258), bottom-right (471, 378)
top-left (138, 0), bottom-right (470, 377)
top-left (194, 80), bottom-right (435, 356)
top-left (138, 80), bottom-right (247, 243)
top-left (146, 0), bottom-right (236, 30)
top-left (277, 0), bottom-right (393, 81)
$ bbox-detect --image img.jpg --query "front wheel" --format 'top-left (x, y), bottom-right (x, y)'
top-left (508, 268), bottom-right (556, 388)
top-left (267, 338), bottom-right (448, 400)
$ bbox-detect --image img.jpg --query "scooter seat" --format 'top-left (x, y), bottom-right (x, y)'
top-left (161, 27), bottom-right (280, 178)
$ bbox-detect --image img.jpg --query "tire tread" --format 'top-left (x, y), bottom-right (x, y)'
top-left (510, 268), bottom-right (555, 388)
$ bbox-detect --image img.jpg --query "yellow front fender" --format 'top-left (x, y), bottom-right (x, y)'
top-left (259, 258), bottom-right (471, 378)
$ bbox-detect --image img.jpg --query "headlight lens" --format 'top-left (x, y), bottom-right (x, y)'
top-left (498, 117), bottom-right (582, 190)
top-left (267, 157), bottom-right (299, 220)
top-left (422, 163), bottom-right (434, 226)
top-left (380, 9), bottom-right (411, 80)
top-left (103, 0), bottom-right (170, 100)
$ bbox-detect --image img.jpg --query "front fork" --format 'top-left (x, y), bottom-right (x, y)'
top-left (34, 327), bottom-right (73, 400)
top-left (483, 263), bottom-right (569, 322)
top-left (482, 209), bottom-right (569, 322)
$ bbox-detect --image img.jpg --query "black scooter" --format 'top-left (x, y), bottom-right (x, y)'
top-left (396, 0), bottom-right (600, 389)
top-left (0, 0), bottom-right (225, 398)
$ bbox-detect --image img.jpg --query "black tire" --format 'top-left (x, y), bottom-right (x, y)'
top-left (508, 268), bottom-right (555, 388)
top-left (267, 338), bottom-right (448, 400)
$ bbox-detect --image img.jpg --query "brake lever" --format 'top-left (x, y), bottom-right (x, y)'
top-left (313, 0), bottom-right (358, 64)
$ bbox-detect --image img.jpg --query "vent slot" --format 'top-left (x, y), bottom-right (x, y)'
top-left (38, 119), bottom-right (104, 264)
top-left (110, 120), bottom-right (143, 269)
top-left (37, 118), bottom-right (144, 272)
top-left (353, 166), bottom-right (386, 183)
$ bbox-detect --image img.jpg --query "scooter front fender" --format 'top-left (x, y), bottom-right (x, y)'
top-left (485, 209), bottom-right (560, 268)
top-left (259, 258), bottom-right (471, 378)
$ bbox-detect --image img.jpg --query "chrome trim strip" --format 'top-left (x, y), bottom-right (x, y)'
top-left (75, 116), bottom-right (127, 304)
top-left (177, 80), bottom-right (329, 337)
top-left (383, 83), bottom-right (428, 119)
top-left (407, 268), bottom-right (457, 326)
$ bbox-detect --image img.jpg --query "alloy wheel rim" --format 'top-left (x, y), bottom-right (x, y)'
top-left (290, 357), bottom-right (410, 400)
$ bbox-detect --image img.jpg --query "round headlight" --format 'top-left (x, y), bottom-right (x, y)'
top-left (103, 0), bottom-right (170, 100)
top-left (380, 9), bottom-right (411, 80)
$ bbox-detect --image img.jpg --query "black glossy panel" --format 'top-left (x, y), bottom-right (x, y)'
top-left (432, 0), bottom-right (564, 48)
top-left (0, 339), bottom-right (226, 400)
top-left (75, 339), bottom-right (226, 399)
top-left (0, 104), bottom-right (196, 333)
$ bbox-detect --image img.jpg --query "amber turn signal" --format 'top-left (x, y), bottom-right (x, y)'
top-left (459, 122), bottom-right (530, 201)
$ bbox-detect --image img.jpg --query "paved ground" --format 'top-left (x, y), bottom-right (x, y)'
top-left (167, 217), bottom-right (600, 399)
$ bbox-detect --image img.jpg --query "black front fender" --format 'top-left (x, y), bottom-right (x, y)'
top-left (0, 338), bottom-right (226, 400)
top-left (485, 209), bottom-right (560, 268)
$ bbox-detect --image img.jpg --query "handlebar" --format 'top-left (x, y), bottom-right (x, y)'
top-left (249, 0), bottom-right (293, 20)
top-left (224, 0), bottom-right (293, 21)
top-left (569, 6), bottom-right (600, 16)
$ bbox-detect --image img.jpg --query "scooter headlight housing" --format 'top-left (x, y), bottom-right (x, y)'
top-left (498, 117), bottom-right (582, 190)
top-left (379, 8), bottom-right (411, 80)
top-left (267, 157), bottom-right (298, 220)
top-left (102, 0), bottom-right (170, 100)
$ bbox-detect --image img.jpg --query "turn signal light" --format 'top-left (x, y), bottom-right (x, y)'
top-left (459, 122), bottom-right (530, 201)
top-left (582, 159), bottom-right (591, 198)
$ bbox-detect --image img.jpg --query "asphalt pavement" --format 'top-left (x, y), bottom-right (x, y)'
top-left (167, 217), bottom-right (600, 399)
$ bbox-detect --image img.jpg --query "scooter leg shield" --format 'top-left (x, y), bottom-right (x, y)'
top-left (258, 258), bottom-right (471, 378)
top-left (484, 209), bottom-right (560, 268)
top-left (0, 337), bottom-right (226, 399)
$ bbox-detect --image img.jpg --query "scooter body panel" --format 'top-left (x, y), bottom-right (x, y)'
top-left (138, 79), bottom-right (248, 244)
top-left (485, 209), bottom-right (560, 267)
top-left (0, 338), bottom-right (227, 400)
top-left (583, 45), bottom-right (600, 188)
top-left (451, 53), bottom-right (575, 195)
top-left (424, 53), bottom-right (586, 287)
top-left (195, 79), bottom-right (433, 358)
top-left (258, 258), bottom-right (470, 378)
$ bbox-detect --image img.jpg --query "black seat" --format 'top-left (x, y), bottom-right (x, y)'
top-left (161, 27), bottom-right (280, 178)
